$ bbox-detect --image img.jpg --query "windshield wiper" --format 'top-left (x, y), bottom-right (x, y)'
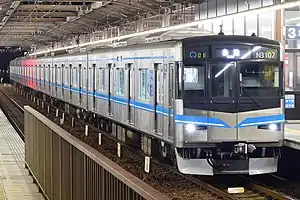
top-left (241, 88), bottom-right (262, 108)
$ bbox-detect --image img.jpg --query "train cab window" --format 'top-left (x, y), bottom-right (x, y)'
top-left (179, 65), bottom-right (205, 101)
top-left (240, 62), bottom-right (280, 97)
top-left (116, 68), bottom-right (125, 96)
top-left (211, 62), bottom-right (235, 97)
top-left (139, 69), bottom-right (149, 100)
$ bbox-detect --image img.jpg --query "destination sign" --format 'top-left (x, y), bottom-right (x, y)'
top-left (214, 47), bottom-right (251, 59)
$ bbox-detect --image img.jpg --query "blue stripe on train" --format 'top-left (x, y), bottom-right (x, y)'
top-left (11, 74), bottom-right (285, 128)
top-left (236, 114), bottom-right (285, 128)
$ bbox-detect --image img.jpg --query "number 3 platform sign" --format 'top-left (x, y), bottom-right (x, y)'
top-left (286, 26), bottom-right (300, 40)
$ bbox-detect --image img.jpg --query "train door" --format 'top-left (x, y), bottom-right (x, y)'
top-left (154, 63), bottom-right (164, 135)
top-left (127, 63), bottom-right (134, 124)
top-left (108, 63), bottom-right (113, 116)
top-left (209, 62), bottom-right (237, 140)
top-left (82, 65), bottom-right (87, 108)
top-left (168, 62), bottom-right (175, 139)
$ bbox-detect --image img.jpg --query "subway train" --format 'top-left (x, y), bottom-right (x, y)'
top-left (9, 28), bottom-right (285, 175)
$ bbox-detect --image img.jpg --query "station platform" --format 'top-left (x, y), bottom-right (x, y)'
top-left (284, 124), bottom-right (300, 150)
top-left (0, 110), bottom-right (44, 200)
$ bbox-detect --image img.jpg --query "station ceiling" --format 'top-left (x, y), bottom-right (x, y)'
top-left (0, 0), bottom-right (195, 48)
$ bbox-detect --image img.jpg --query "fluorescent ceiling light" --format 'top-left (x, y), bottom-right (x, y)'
top-left (30, 0), bottom-right (300, 56)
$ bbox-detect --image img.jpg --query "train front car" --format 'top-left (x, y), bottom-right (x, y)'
top-left (174, 35), bottom-right (284, 175)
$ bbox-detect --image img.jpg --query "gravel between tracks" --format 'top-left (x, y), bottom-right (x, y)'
top-left (3, 86), bottom-right (224, 200)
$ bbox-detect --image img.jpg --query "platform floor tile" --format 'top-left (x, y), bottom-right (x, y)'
top-left (0, 110), bottom-right (44, 200)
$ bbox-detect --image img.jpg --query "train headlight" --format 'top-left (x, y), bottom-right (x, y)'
top-left (258, 123), bottom-right (281, 131)
top-left (268, 124), bottom-right (278, 131)
top-left (185, 124), bottom-right (196, 133)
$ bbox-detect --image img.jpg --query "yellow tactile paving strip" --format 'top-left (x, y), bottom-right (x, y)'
top-left (0, 181), bottom-right (6, 200)
top-left (0, 109), bottom-right (44, 200)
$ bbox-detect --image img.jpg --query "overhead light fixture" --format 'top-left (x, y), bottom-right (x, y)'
top-left (30, 0), bottom-right (300, 56)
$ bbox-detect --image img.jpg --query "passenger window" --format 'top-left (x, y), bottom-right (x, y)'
top-left (45, 65), bottom-right (48, 81)
top-left (36, 66), bottom-right (39, 80)
top-left (97, 68), bottom-right (105, 92)
top-left (116, 68), bottom-right (124, 96)
top-left (39, 65), bottom-right (42, 80)
top-left (139, 69), bottom-right (149, 100)
top-left (48, 64), bottom-right (51, 82)
top-left (73, 66), bottom-right (77, 85)
top-left (57, 66), bottom-right (61, 84)
top-left (89, 65), bottom-right (95, 88)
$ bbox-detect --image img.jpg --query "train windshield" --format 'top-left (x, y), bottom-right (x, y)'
top-left (239, 62), bottom-right (280, 97)
top-left (180, 61), bottom-right (282, 101)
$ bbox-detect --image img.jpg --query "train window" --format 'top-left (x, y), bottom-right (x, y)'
top-left (73, 67), bottom-right (77, 85)
top-left (36, 65), bottom-right (39, 80)
top-left (55, 64), bottom-right (59, 84)
top-left (179, 68), bottom-right (199, 83)
top-left (45, 65), bottom-right (48, 81)
top-left (139, 69), bottom-right (149, 100)
top-left (42, 65), bottom-right (45, 80)
top-left (116, 68), bottom-right (125, 96)
top-left (97, 68), bottom-right (105, 92)
top-left (81, 66), bottom-right (86, 89)
top-left (57, 65), bottom-right (61, 84)
top-left (179, 66), bottom-right (205, 99)
top-left (212, 62), bottom-right (235, 97)
top-left (39, 65), bottom-right (42, 80)
top-left (65, 64), bottom-right (70, 85)
top-left (48, 64), bottom-right (51, 82)
top-left (32, 66), bottom-right (35, 79)
top-left (88, 65), bottom-right (95, 88)
top-left (240, 62), bottom-right (280, 97)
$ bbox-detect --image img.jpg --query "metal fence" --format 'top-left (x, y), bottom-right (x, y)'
top-left (24, 106), bottom-right (169, 200)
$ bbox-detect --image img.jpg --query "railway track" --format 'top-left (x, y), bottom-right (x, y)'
top-left (201, 175), bottom-right (293, 200)
top-left (2, 85), bottom-right (295, 200)
top-left (0, 86), bottom-right (24, 140)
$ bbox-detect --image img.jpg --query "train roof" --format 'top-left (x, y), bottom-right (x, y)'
top-left (16, 28), bottom-right (281, 60)
top-left (182, 35), bottom-right (280, 46)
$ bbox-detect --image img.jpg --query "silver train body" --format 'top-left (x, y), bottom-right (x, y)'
top-left (10, 29), bottom-right (285, 175)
